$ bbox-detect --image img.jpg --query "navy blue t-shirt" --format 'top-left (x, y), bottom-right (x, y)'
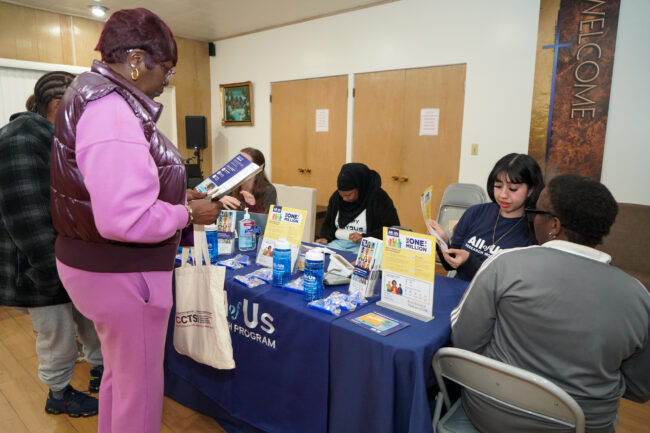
top-left (449, 202), bottom-right (536, 281)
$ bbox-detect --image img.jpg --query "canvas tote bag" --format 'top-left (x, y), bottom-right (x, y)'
top-left (173, 226), bottom-right (235, 369)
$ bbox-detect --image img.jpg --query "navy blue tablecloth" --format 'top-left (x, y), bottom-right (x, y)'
top-left (164, 251), bottom-right (351, 433)
top-left (164, 250), bottom-right (469, 433)
top-left (328, 275), bottom-right (469, 433)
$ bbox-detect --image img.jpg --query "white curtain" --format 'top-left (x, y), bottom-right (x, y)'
top-left (0, 67), bottom-right (47, 128)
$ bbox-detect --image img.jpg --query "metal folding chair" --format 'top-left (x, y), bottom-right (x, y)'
top-left (436, 183), bottom-right (488, 241)
top-left (432, 347), bottom-right (585, 433)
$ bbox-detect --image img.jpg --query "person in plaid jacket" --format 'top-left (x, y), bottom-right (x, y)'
top-left (0, 71), bottom-right (102, 417)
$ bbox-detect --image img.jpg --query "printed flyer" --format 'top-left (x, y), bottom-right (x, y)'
top-left (379, 227), bottom-right (437, 320)
top-left (346, 310), bottom-right (410, 336)
top-left (420, 185), bottom-right (433, 224)
top-left (256, 206), bottom-right (306, 269)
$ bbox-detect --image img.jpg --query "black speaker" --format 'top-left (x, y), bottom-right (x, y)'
top-left (185, 116), bottom-right (207, 149)
top-left (208, 42), bottom-right (216, 57)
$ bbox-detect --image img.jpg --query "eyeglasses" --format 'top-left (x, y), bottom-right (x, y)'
top-left (162, 66), bottom-right (175, 85)
top-left (524, 208), bottom-right (557, 219)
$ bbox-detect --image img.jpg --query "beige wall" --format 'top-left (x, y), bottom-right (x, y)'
top-left (0, 2), bottom-right (212, 175)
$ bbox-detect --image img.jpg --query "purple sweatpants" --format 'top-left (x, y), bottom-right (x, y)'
top-left (57, 260), bottom-right (173, 433)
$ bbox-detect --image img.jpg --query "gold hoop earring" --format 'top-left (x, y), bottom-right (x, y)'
top-left (130, 66), bottom-right (139, 81)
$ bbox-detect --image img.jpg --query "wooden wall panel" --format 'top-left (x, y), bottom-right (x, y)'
top-left (0, 2), bottom-right (212, 176)
top-left (173, 37), bottom-right (213, 176)
top-left (71, 18), bottom-right (104, 67)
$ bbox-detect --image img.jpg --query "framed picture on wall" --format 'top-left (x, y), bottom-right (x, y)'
top-left (220, 81), bottom-right (253, 126)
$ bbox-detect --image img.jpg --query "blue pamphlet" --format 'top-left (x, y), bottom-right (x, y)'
top-left (346, 310), bottom-right (409, 336)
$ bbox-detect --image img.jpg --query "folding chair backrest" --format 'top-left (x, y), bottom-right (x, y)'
top-left (433, 348), bottom-right (585, 432)
top-left (436, 183), bottom-right (488, 240)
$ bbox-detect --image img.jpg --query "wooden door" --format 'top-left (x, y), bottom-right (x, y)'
top-left (352, 69), bottom-right (405, 202)
top-left (271, 79), bottom-right (308, 187)
top-left (271, 75), bottom-right (348, 206)
top-left (398, 64), bottom-right (466, 232)
top-left (353, 64), bottom-right (466, 234)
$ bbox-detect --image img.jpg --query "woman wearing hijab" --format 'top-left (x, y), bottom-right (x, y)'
top-left (316, 163), bottom-right (399, 253)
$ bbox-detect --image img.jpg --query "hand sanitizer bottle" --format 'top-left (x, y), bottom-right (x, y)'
top-left (238, 207), bottom-right (256, 251)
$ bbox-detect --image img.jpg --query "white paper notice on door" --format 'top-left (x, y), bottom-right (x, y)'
top-left (316, 109), bottom-right (329, 132)
top-left (419, 108), bottom-right (439, 136)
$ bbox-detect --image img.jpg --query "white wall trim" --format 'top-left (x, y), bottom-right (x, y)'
top-left (0, 57), bottom-right (89, 74)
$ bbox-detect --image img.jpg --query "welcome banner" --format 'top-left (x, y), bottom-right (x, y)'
top-left (529, 0), bottom-right (620, 180)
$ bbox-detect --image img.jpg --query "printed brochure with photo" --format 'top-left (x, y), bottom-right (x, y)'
top-left (195, 154), bottom-right (263, 200)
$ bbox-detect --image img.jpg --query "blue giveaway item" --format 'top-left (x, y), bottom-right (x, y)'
top-left (232, 254), bottom-right (252, 266)
top-left (233, 274), bottom-right (266, 288)
top-left (308, 297), bottom-right (341, 316)
top-left (238, 207), bottom-right (257, 251)
top-left (205, 223), bottom-right (219, 264)
top-left (303, 248), bottom-right (324, 302)
top-left (283, 275), bottom-right (305, 293)
top-left (272, 238), bottom-right (292, 287)
top-left (217, 258), bottom-right (244, 269)
top-left (250, 267), bottom-right (273, 283)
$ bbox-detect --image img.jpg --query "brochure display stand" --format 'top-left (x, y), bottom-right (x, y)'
top-left (216, 210), bottom-right (236, 255)
top-left (377, 227), bottom-right (437, 322)
top-left (256, 206), bottom-right (306, 270)
top-left (348, 237), bottom-right (383, 298)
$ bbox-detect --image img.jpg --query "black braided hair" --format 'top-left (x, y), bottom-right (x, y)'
top-left (28, 71), bottom-right (76, 117)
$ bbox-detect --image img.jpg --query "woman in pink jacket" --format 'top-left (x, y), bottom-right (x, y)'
top-left (50, 8), bottom-right (220, 433)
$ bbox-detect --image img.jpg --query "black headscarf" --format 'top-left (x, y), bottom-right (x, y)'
top-left (336, 163), bottom-right (381, 228)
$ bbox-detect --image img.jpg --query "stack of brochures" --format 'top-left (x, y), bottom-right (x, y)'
top-left (215, 210), bottom-right (236, 255)
top-left (348, 237), bottom-right (383, 298)
top-left (195, 154), bottom-right (263, 200)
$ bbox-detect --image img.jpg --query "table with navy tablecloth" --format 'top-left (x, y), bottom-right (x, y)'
top-left (163, 252), bottom-right (469, 433)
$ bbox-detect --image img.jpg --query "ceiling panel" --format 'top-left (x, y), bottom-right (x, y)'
top-left (3, 0), bottom-right (395, 41)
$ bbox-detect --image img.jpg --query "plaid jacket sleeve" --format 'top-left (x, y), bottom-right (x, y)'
top-left (0, 123), bottom-right (61, 296)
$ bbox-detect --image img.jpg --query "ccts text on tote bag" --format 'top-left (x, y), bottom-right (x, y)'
top-left (174, 227), bottom-right (235, 369)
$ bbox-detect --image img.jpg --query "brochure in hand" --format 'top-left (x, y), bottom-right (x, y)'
top-left (195, 154), bottom-right (263, 200)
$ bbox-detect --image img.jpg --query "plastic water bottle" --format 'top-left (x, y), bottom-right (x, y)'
top-left (238, 207), bottom-right (256, 251)
top-left (303, 248), bottom-right (324, 301)
top-left (205, 223), bottom-right (219, 264)
top-left (272, 238), bottom-right (292, 287)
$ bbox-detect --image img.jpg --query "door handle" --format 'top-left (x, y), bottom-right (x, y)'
top-left (400, 176), bottom-right (409, 182)
top-left (298, 168), bottom-right (305, 173)
top-left (305, 168), bottom-right (312, 174)
top-left (392, 176), bottom-right (399, 182)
